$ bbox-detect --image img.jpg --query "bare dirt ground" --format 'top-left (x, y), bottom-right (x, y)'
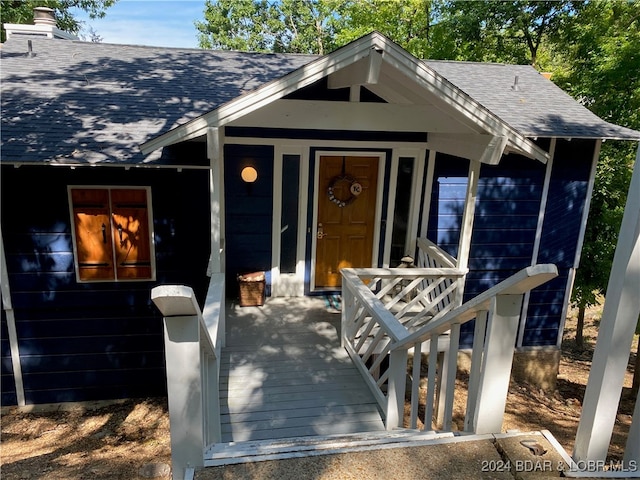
top-left (1, 303), bottom-right (637, 479)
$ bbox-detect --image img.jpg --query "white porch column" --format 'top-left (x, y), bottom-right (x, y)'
top-left (573, 144), bottom-right (640, 464)
top-left (207, 127), bottom-right (224, 275)
top-left (472, 294), bottom-right (523, 434)
top-left (0, 227), bottom-right (26, 406)
top-left (456, 159), bottom-right (481, 272)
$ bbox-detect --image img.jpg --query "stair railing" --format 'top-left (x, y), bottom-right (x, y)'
top-left (341, 264), bottom-right (558, 435)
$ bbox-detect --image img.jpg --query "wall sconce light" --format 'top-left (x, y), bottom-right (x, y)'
top-left (241, 166), bottom-right (258, 183)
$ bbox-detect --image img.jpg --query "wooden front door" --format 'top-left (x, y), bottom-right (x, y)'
top-left (315, 156), bottom-right (379, 288)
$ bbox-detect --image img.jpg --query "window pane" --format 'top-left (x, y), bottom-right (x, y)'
top-left (390, 157), bottom-right (414, 266)
top-left (280, 155), bottom-right (300, 274)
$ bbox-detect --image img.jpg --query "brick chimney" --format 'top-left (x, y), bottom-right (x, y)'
top-left (3, 6), bottom-right (78, 40)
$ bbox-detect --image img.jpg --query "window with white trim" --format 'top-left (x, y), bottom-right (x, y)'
top-left (69, 187), bottom-right (155, 282)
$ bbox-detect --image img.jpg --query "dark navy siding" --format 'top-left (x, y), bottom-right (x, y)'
top-left (224, 144), bottom-right (274, 297)
top-left (1, 165), bottom-right (211, 405)
top-left (467, 155), bottom-right (546, 291)
top-left (463, 156), bottom-right (546, 346)
top-left (524, 269), bottom-right (572, 346)
top-left (521, 139), bottom-right (595, 347)
top-left (426, 150), bottom-right (582, 348)
top-left (426, 154), bottom-right (470, 258)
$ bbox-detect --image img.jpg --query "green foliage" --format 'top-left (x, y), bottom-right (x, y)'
top-left (332, 0), bottom-right (442, 59)
top-left (195, 0), bottom-right (342, 54)
top-left (0, 0), bottom-right (117, 40)
top-left (437, 1), bottom-right (580, 66)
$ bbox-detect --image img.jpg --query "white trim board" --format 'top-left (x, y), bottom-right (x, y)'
top-left (0, 227), bottom-right (26, 406)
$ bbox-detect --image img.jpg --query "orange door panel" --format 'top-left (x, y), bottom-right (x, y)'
top-left (315, 156), bottom-right (379, 288)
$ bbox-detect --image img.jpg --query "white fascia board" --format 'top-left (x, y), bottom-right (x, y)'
top-left (230, 100), bottom-right (473, 134)
top-left (373, 37), bottom-right (549, 164)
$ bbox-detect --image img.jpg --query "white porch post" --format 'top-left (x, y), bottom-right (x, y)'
top-left (152, 286), bottom-right (206, 480)
top-left (573, 144), bottom-right (640, 464)
top-left (456, 159), bottom-right (481, 271)
top-left (386, 348), bottom-right (408, 429)
top-left (207, 127), bottom-right (224, 275)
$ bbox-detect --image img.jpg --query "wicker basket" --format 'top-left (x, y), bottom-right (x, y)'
top-left (237, 271), bottom-right (266, 307)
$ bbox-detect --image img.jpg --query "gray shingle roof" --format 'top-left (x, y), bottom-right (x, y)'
top-left (2, 36), bottom-right (638, 166)
top-left (1, 37), bottom-right (316, 165)
top-left (426, 60), bottom-right (640, 140)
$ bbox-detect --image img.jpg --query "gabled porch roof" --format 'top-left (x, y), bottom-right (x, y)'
top-left (140, 32), bottom-right (549, 164)
top-left (140, 32), bottom-right (640, 164)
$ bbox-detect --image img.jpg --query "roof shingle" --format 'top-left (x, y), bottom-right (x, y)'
top-left (1, 36), bottom-right (637, 166)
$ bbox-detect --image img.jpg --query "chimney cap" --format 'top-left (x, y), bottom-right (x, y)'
top-left (33, 7), bottom-right (56, 27)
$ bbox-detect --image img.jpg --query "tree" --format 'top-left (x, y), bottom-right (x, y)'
top-left (194, 1), bottom-right (582, 66)
top-left (553, 1), bottom-right (640, 351)
top-left (0, 0), bottom-right (117, 41)
top-left (195, 0), bottom-right (342, 54)
top-left (438, 1), bottom-right (580, 66)
top-left (332, 0), bottom-right (444, 59)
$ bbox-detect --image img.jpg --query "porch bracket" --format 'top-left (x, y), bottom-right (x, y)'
top-left (327, 49), bottom-right (382, 89)
top-left (479, 135), bottom-right (509, 165)
top-left (0, 227), bottom-right (26, 406)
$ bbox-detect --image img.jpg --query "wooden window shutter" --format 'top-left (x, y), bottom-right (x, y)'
top-left (71, 189), bottom-right (115, 281)
top-left (110, 189), bottom-right (152, 280)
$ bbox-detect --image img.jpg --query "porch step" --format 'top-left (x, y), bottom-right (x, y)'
top-left (203, 429), bottom-right (457, 466)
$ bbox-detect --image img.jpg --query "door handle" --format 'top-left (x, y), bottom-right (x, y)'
top-left (317, 223), bottom-right (327, 239)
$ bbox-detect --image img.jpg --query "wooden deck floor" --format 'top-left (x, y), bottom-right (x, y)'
top-left (219, 297), bottom-right (386, 443)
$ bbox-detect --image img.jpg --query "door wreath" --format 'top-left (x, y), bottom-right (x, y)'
top-left (327, 175), bottom-right (363, 207)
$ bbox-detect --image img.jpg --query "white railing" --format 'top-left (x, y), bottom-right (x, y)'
top-left (151, 273), bottom-right (225, 480)
top-left (341, 263), bottom-right (558, 435)
top-left (416, 237), bottom-right (457, 269)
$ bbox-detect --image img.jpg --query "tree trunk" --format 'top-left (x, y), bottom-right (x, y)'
top-left (576, 304), bottom-right (586, 351)
top-left (632, 339), bottom-right (640, 399)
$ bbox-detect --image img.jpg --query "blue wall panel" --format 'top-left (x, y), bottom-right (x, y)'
top-left (1, 165), bottom-right (211, 405)
top-left (521, 139), bottom-right (596, 347)
top-left (427, 154), bottom-right (470, 258)
top-left (224, 144), bottom-right (274, 297)
top-left (467, 156), bottom-right (545, 280)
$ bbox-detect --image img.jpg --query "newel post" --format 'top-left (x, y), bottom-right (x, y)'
top-left (472, 294), bottom-right (523, 434)
top-left (386, 348), bottom-right (408, 429)
top-left (151, 285), bottom-right (205, 480)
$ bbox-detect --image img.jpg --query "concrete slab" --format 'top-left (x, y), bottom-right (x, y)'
top-left (196, 438), bottom-right (514, 480)
top-left (495, 432), bottom-right (568, 479)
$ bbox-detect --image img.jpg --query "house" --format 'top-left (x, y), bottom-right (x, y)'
top-left (2, 14), bottom-right (639, 409)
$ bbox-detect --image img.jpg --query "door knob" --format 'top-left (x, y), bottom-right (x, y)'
top-left (317, 223), bottom-right (327, 239)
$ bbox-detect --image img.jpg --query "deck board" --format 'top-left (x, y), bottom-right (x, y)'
top-left (219, 297), bottom-right (386, 443)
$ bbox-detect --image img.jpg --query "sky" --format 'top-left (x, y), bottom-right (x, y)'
top-left (71, 0), bottom-right (206, 49)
